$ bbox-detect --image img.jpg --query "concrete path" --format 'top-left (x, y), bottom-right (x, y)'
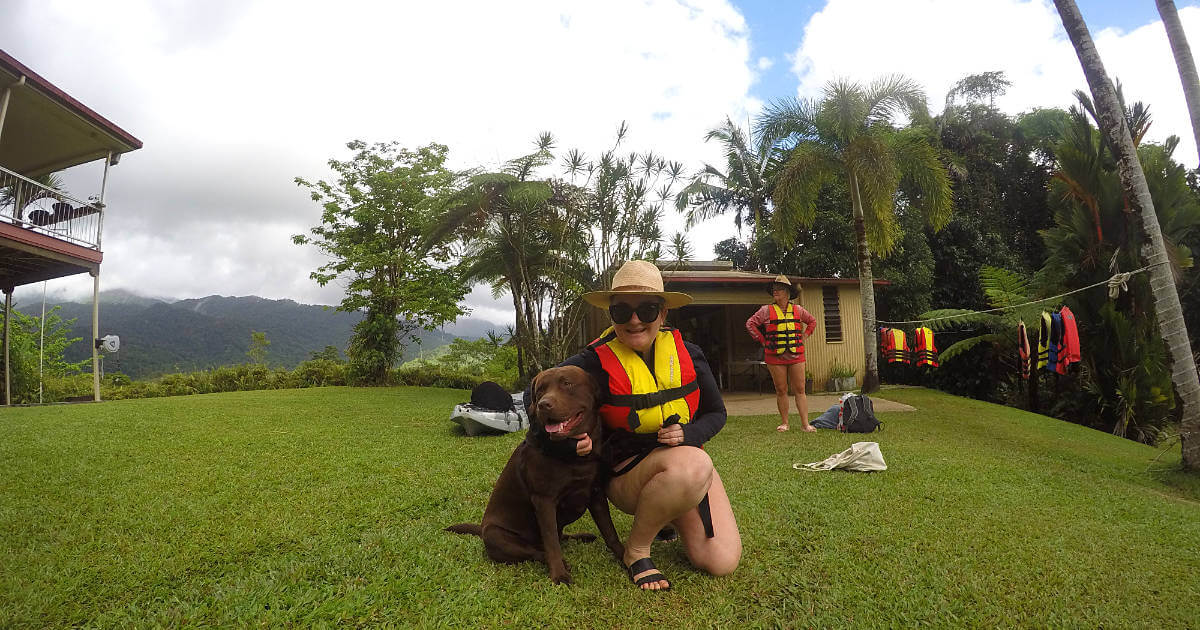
top-left (722, 391), bottom-right (915, 417)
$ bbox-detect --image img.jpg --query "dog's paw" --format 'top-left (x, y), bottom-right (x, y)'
top-left (550, 571), bottom-right (573, 585)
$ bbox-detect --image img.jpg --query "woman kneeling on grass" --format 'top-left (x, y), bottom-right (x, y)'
top-left (745, 274), bottom-right (817, 433)
top-left (533, 260), bottom-right (741, 592)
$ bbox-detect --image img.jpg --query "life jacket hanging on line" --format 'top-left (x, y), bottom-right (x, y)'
top-left (879, 327), bottom-right (911, 364)
top-left (1045, 311), bottom-right (1064, 373)
top-left (1056, 306), bottom-right (1081, 374)
top-left (1037, 311), bottom-right (1052, 370)
top-left (1017, 320), bottom-right (1031, 380)
top-left (913, 327), bottom-right (938, 368)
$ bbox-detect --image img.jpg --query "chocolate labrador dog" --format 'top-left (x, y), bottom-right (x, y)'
top-left (446, 365), bottom-right (624, 584)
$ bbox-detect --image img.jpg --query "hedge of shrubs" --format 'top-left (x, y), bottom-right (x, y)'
top-left (36, 358), bottom-right (519, 403)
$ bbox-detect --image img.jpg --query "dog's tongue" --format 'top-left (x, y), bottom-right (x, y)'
top-left (545, 412), bottom-right (582, 435)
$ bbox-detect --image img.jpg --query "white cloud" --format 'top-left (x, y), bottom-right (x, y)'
top-left (790, 0), bottom-right (1200, 167)
top-left (757, 56), bottom-right (774, 70)
top-left (9, 0), bottom-right (759, 313)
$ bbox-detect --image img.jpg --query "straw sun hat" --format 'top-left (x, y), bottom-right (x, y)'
top-left (582, 260), bottom-right (693, 309)
top-left (769, 274), bottom-right (799, 299)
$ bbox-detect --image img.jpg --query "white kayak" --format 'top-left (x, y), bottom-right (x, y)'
top-left (450, 393), bottom-right (528, 436)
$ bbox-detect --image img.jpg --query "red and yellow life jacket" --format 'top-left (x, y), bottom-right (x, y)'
top-left (881, 328), bottom-right (911, 364)
top-left (913, 327), bottom-right (938, 368)
top-left (764, 303), bottom-right (805, 356)
top-left (589, 327), bottom-right (700, 434)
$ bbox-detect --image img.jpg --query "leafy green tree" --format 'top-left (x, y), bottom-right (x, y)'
top-left (294, 141), bottom-right (469, 385)
top-left (247, 331), bottom-right (270, 365)
top-left (0, 303), bottom-right (86, 403)
top-left (928, 77), bottom-right (1061, 312)
top-left (308, 345), bottom-right (343, 362)
top-left (675, 117), bottom-right (777, 269)
top-left (758, 76), bottom-right (953, 392)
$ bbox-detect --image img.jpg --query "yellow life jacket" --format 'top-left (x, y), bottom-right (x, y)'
top-left (1037, 311), bottom-right (1051, 369)
top-left (589, 326), bottom-right (700, 434)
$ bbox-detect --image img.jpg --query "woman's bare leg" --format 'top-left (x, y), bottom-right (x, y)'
top-left (788, 361), bottom-right (813, 431)
top-left (673, 469), bottom-right (741, 575)
top-left (767, 363), bottom-right (790, 431)
top-left (607, 447), bottom-right (715, 590)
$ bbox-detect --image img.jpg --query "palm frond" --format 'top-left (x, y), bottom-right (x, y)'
top-left (891, 127), bottom-right (953, 231)
top-left (939, 333), bottom-right (1005, 363)
top-left (917, 308), bottom-right (991, 331)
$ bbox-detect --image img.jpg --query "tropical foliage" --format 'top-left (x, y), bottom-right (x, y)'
top-left (757, 75), bottom-right (954, 392)
top-left (429, 125), bottom-right (682, 380)
top-left (675, 117), bottom-right (777, 269)
top-left (0, 304), bottom-right (87, 404)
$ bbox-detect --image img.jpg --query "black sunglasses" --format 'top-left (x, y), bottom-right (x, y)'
top-left (609, 301), bottom-right (663, 324)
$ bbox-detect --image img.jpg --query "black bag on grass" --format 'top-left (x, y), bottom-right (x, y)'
top-left (470, 381), bottom-right (515, 412)
top-left (837, 394), bottom-right (881, 433)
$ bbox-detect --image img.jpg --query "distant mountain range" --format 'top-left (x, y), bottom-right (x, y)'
top-left (21, 291), bottom-right (508, 379)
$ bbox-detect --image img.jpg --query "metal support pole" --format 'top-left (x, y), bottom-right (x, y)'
top-left (92, 271), bottom-right (100, 402)
top-left (3, 288), bottom-right (11, 406)
top-left (97, 152), bottom-right (112, 250)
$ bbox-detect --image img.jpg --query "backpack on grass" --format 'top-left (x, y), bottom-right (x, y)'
top-left (837, 394), bottom-right (881, 433)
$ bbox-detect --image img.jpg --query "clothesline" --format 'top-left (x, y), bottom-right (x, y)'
top-left (873, 262), bottom-right (1166, 328)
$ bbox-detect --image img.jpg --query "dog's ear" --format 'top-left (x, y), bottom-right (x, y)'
top-left (584, 371), bottom-right (600, 404)
top-left (529, 371), bottom-right (544, 408)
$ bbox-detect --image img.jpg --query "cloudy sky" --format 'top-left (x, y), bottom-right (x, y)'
top-left (5, 0), bottom-right (1199, 326)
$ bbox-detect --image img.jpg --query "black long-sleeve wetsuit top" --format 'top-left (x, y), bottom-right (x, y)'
top-left (524, 338), bottom-right (727, 465)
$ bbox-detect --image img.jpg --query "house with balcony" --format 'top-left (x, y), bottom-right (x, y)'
top-left (1, 49), bottom-right (142, 404)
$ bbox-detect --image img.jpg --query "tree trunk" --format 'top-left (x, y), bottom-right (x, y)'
top-left (1157, 0), bottom-right (1200, 166)
top-left (850, 172), bottom-right (881, 393)
top-left (1057, 0), bottom-right (1200, 470)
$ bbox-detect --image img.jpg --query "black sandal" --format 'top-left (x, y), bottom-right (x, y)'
top-left (655, 526), bottom-right (678, 542)
top-left (626, 557), bottom-right (672, 591)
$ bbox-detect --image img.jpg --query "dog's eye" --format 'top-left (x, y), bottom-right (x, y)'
top-left (561, 380), bottom-right (572, 388)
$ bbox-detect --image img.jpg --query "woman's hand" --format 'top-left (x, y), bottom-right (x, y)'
top-left (575, 433), bottom-right (593, 456)
top-left (657, 423), bottom-right (685, 446)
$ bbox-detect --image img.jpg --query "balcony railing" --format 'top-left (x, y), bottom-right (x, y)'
top-left (0, 164), bottom-right (103, 250)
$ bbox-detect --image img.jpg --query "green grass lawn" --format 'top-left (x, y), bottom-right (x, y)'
top-left (2, 386), bottom-right (1198, 628)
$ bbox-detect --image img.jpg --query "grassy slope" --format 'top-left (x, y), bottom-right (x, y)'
top-left (1, 387), bottom-right (1197, 628)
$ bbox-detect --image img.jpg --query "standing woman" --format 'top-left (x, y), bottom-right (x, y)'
top-left (745, 274), bottom-right (817, 432)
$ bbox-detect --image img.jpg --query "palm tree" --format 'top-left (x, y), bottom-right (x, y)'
top-left (1055, 0), bottom-right (1200, 470)
top-left (674, 117), bottom-right (777, 269)
top-left (757, 76), bottom-right (953, 393)
top-left (1156, 0), bottom-right (1200, 166)
top-left (427, 134), bottom-right (586, 379)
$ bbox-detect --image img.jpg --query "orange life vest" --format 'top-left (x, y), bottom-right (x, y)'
top-left (589, 327), bottom-right (700, 434)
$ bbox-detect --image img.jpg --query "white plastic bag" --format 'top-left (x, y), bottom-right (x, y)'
top-left (793, 441), bottom-right (887, 472)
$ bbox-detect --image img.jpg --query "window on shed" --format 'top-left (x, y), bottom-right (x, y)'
top-left (822, 286), bottom-right (843, 343)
